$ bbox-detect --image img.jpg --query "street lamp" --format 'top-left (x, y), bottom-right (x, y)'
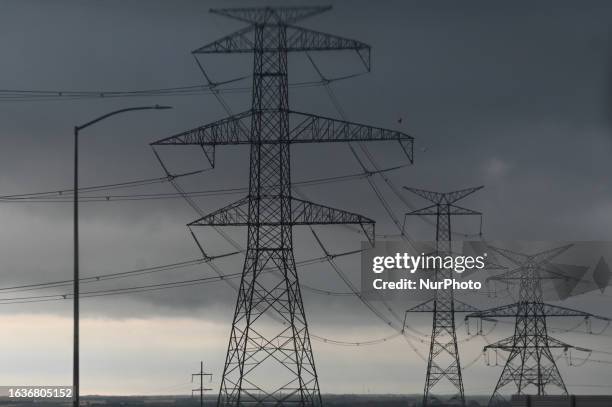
top-left (73, 105), bottom-right (172, 407)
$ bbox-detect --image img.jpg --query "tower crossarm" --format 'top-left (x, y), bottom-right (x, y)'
top-left (151, 110), bottom-right (414, 163)
top-left (538, 262), bottom-right (589, 281)
top-left (404, 187), bottom-right (445, 204)
top-left (465, 303), bottom-right (519, 321)
top-left (487, 262), bottom-right (588, 283)
top-left (405, 298), bottom-right (437, 313)
top-left (448, 205), bottom-right (482, 216)
top-left (187, 196), bottom-right (250, 226)
top-left (483, 336), bottom-right (516, 351)
top-left (404, 186), bottom-right (484, 205)
top-left (192, 25), bottom-right (256, 54)
top-left (443, 186), bottom-right (484, 204)
top-left (465, 302), bottom-right (607, 320)
top-left (407, 298), bottom-right (483, 313)
top-left (486, 266), bottom-right (549, 282)
top-left (546, 337), bottom-right (591, 352)
top-left (406, 204), bottom-right (482, 217)
top-left (487, 244), bottom-right (574, 268)
top-left (150, 111), bottom-right (252, 146)
top-left (209, 6), bottom-right (333, 25)
top-left (288, 111), bottom-right (413, 160)
top-left (284, 25), bottom-right (370, 67)
top-left (486, 266), bottom-right (534, 282)
top-left (151, 111), bottom-right (412, 145)
top-left (193, 13), bottom-right (371, 70)
top-left (188, 196), bottom-right (375, 244)
top-left (484, 336), bottom-right (583, 351)
top-left (541, 303), bottom-right (610, 320)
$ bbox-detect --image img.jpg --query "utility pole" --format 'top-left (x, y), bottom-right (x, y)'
top-left (192, 361), bottom-right (212, 407)
top-left (403, 186), bottom-right (483, 406)
top-left (466, 245), bottom-right (611, 406)
top-left (151, 6), bottom-right (414, 406)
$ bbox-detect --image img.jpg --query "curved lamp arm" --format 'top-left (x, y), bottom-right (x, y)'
top-left (76, 104), bottom-right (172, 131)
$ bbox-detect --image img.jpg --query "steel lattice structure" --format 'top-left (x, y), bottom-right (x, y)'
top-left (403, 186), bottom-right (483, 407)
top-left (466, 245), bottom-right (609, 406)
top-left (152, 6), bottom-right (413, 406)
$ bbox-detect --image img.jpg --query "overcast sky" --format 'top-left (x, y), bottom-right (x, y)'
top-left (0, 0), bottom-right (611, 398)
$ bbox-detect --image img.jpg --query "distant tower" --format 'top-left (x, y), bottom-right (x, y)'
top-left (466, 245), bottom-right (609, 406)
top-left (403, 186), bottom-right (483, 406)
top-left (151, 6), bottom-right (414, 406)
top-left (192, 361), bottom-right (212, 407)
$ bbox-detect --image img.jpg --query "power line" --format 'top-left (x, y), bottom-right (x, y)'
top-left (0, 258), bottom-right (213, 293)
top-left (0, 169), bottom-right (203, 200)
top-left (0, 73), bottom-right (364, 103)
top-left (305, 53), bottom-right (483, 242)
top-left (0, 165), bottom-right (406, 203)
top-left (0, 272), bottom-right (243, 305)
top-left (0, 248), bottom-right (362, 301)
top-left (0, 254), bottom-right (344, 296)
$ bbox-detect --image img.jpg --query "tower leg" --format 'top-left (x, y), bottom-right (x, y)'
top-left (217, 247), bottom-right (321, 406)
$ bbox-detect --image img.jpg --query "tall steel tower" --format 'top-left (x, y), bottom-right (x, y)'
top-left (403, 186), bottom-right (484, 406)
top-left (466, 245), bottom-right (609, 406)
top-left (151, 6), bottom-right (414, 406)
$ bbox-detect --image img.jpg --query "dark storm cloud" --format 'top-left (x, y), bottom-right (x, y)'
top-left (0, 0), bottom-right (610, 323)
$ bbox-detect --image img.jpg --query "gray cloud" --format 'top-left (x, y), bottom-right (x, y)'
top-left (0, 0), bottom-right (611, 395)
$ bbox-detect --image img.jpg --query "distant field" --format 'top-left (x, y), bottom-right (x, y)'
top-left (0, 394), bottom-right (492, 407)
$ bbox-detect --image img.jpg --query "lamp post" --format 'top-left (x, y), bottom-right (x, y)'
top-left (73, 105), bottom-right (172, 407)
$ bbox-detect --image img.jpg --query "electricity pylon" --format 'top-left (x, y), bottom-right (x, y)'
top-left (151, 6), bottom-right (414, 406)
top-left (466, 245), bottom-right (610, 406)
top-left (192, 361), bottom-right (213, 407)
top-left (403, 186), bottom-right (484, 407)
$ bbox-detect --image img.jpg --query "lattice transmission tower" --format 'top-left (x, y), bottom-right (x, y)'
top-left (403, 186), bottom-right (484, 407)
top-left (466, 245), bottom-right (610, 406)
top-left (151, 6), bottom-right (414, 406)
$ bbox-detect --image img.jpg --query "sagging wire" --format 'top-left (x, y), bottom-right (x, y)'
top-left (0, 256), bottom-right (234, 295)
top-left (305, 52), bottom-right (484, 241)
top-left (0, 169), bottom-right (205, 200)
top-left (0, 165), bottom-right (408, 203)
top-left (0, 73), bottom-right (365, 103)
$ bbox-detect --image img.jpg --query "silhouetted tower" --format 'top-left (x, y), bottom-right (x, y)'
top-left (403, 186), bottom-right (484, 406)
top-left (192, 361), bottom-right (213, 407)
top-left (466, 245), bottom-right (609, 406)
top-left (151, 6), bottom-right (414, 406)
